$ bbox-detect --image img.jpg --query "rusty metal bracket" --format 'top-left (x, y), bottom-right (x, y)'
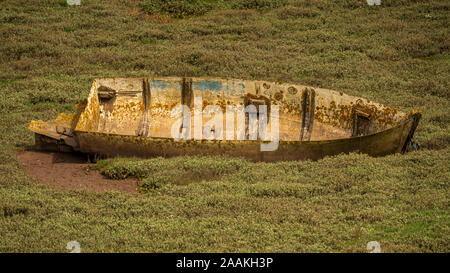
top-left (97, 85), bottom-right (117, 100)
top-left (136, 78), bottom-right (151, 137)
top-left (401, 111), bottom-right (422, 153)
top-left (244, 94), bottom-right (271, 140)
top-left (352, 108), bottom-right (371, 137)
top-left (300, 87), bottom-right (315, 141)
top-left (181, 77), bottom-right (193, 107)
top-left (180, 78), bottom-right (193, 135)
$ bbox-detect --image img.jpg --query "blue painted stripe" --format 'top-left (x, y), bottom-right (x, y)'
top-left (151, 80), bottom-right (168, 89)
top-left (193, 80), bottom-right (223, 93)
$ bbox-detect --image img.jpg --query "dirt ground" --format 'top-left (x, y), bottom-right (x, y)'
top-left (16, 151), bottom-right (138, 193)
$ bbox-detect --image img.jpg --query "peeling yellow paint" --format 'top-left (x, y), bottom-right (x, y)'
top-left (28, 77), bottom-right (421, 161)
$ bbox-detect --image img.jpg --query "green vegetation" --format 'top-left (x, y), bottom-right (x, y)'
top-left (140, 0), bottom-right (287, 18)
top-left (98, 156), bottom-right (250, 192)
top-left (0, 0), bottom-right (448, 252)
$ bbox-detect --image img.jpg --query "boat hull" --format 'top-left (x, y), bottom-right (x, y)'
top-left (70, 114), bottom-right (419, 162)
top-left (30, 77), bottom-right (421, 162)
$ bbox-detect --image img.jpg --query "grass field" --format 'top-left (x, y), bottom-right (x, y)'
top-left (0, 0), bottom-right (449, 252)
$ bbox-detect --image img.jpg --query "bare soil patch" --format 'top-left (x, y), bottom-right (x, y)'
top-left (16, 151), bottom-right (138, 193)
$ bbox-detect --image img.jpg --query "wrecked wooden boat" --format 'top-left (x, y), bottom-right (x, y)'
top-left (28, 77), bottom-right (421, 161)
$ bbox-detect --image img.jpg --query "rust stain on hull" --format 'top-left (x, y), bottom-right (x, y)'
top-left (28, 77), bottom-right (422, 162)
